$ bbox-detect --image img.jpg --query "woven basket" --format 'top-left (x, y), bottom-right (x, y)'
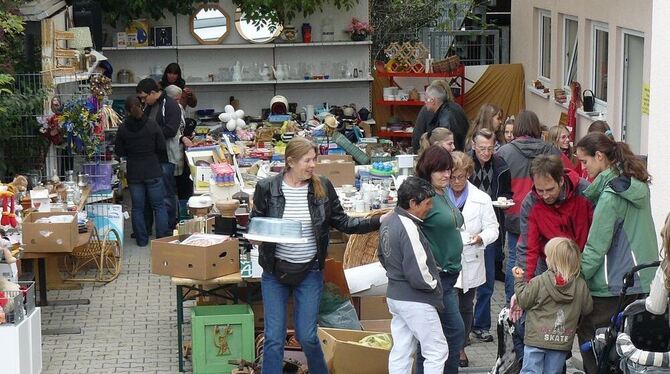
top-left (432, 55), bottom-right (461, 73)
top-left (342, 209), bottom-right (390, 269)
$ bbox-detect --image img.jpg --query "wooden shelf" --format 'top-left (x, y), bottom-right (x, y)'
top-left (377, 130), bottom-right (413, 139)
top-left (103, 41), bottom-right (372, 52)
top-left (376, 65), bottom-right (465, 78)
top-left (376, 100), bottom-right (425, 106)
top-left (111, 77), bottom-right (373, 88)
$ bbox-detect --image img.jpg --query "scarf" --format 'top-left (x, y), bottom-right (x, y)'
top-left (448, 183), bottom-right (469, 210)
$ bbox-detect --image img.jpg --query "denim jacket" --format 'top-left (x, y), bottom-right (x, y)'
top-left (251, 172), bottom-right (381, 273)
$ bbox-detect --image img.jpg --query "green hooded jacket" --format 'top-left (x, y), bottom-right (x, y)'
top-left (581, 167), bottom-right (659, 297)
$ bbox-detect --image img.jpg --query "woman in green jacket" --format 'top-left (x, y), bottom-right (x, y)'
top-left (575, 132), bottom-right (658, 374)
top-left (415, 145), bottom-right (465, 373)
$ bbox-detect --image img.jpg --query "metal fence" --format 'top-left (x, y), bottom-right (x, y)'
top-left (426, 29), bottom-right (501, 65)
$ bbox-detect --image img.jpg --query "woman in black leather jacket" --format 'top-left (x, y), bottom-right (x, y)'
top-left (251, 137), bottom-right (384, 374)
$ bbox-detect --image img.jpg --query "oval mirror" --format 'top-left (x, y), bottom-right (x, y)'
top-left (234, 8), bottom-right (282, 44)
top-left (190, 4), bottom-right (230, 44)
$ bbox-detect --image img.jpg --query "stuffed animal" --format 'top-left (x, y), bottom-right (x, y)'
top-left (0, 187), bottom-right (16, 228)
top-left (0, 237), bottom-right (15, 264)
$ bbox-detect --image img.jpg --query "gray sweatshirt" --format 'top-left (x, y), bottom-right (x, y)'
top-left (378, 207), bottom-right (444, 311)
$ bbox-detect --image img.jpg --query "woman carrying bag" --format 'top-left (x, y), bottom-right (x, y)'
top-left (251, 137), bottom-right (386, 374)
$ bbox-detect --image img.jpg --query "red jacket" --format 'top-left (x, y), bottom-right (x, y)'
top-left (516, 169), bottom-right (594, 280)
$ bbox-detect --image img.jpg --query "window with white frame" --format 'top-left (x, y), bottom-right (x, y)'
top-left (539, 11), bottom-right (552, 80)
top-left (563, 17), bottom-right (578, 88)
top-left (592, 24), bottom-right (609, 102)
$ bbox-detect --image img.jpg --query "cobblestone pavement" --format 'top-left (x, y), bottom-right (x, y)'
top-left (40, 219), bottom-right (583, 373)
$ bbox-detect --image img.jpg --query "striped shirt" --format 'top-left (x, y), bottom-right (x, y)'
top-left (275, 182), bottom-right (317, 263)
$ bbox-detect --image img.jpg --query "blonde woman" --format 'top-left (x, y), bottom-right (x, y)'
top-left (513, 238), bottom-right (593, 374)
top-left (448, 151), bottom-right (499, 367)
top-left (251, 137), bottom-right (385, 374)
top-left (548, 125), bottom-right (579, 172)
top-left (646, 212), bottom-right (670, 315)
top-left (418, 127), bottom-right (455, 155)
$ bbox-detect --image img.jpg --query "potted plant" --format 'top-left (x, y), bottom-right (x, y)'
top-left (346, 17), bottom-right (373, 41)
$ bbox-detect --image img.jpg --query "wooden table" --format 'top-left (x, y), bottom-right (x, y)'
top-left (171, 273), bottom-right (261, 372)
top-left (22, 222), bottom-right (94, 335)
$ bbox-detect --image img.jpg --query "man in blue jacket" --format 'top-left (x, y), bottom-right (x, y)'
top-left (378, 177), bottom-right (448, 373)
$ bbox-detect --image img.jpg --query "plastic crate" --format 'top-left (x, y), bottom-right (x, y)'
top-left (191, 304), bottom-right (255, 374)
top-left (0, 281), bottom-right (35, 326)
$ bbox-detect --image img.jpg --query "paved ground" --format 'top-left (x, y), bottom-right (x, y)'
top-left (39, 216), bottom-right (583, 373)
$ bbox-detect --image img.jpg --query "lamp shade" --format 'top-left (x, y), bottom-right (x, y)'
top-left (69, 27), bottom-right (93, 50)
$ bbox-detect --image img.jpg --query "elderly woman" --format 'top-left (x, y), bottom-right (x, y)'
top-left (414, 145), bottom-right (465, 373)
top-left (448, 151), bottom-right (499, 367)
top-left (251, 137), bottom-right (385, 374)
top-left (411, 80), bottom-right (470, 152)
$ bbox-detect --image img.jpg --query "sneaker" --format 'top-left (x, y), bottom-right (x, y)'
top-left (471, 329), bottom-right (494, 342)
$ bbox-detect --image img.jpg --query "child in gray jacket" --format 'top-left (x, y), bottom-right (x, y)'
top-left (378, 177), bottom-right (448, 374)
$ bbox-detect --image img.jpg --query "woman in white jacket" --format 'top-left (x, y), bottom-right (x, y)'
top-left (448, 152), bottom-right (499, 367)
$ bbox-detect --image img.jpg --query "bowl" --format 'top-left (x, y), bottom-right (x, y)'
top-left (215, 199), bottom-right (240, 217)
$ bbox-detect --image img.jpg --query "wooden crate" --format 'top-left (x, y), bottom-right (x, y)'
top-left (191, 304), bottom-right (255, 374)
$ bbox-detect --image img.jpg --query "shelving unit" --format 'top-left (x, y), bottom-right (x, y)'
top-left (376, 65), bottom-right (466, 107)
top-left (102, 40), bottom-right (371, 51)
top-left (375, 65), bottom-right (466, 143)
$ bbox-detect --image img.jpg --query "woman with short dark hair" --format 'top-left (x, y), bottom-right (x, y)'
top-left (414, 145), bottom-right (466, 373)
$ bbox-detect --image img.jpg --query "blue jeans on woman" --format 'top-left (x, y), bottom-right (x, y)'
top-left (505, 232), bottom-right (519, 303)
top-left (129, 177), bottom-right (168, 246)
top-left (473, 239), bottom-right (500, 332)
top-left (261, 265), bottom-right (328, 374)
top-left (416, 271), bottom-right (464, 374)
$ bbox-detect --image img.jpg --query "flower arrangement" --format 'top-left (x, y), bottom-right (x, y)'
top-left (38, 96), bottom-right (104, 157)
top-left (346, 18), bottom-right (373, 41)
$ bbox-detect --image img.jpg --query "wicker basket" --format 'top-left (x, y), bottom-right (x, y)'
top-left (432, 55), bottom-right (461, 73)
top-left (342, 209), bottom-right (390, 269)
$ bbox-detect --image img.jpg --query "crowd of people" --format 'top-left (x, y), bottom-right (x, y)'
top-left (114, 69), bottom-right (666, 374)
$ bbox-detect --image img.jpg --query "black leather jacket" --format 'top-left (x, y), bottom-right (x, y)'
top-left (251, 172), bottom-right (381, 273)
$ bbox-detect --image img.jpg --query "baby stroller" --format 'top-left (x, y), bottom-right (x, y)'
top-left (491, 307), bottom-right (522, 374)
top-left (586, 261), bottom-right (670, 373)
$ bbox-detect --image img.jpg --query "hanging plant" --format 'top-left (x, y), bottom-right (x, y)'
top-left (233, 0), bottom-right (359, 31)
top-left (96, 0), bottom-right (217, 27)
top-left (38, 96), bottom-right (104, 158)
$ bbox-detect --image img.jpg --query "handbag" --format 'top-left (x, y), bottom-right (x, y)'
top-left (583, 89), bottom-right (595, 112)
top-left (274, 257), bottom-right (316, 286)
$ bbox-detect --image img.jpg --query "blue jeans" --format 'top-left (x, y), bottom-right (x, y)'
top-left (505, 232), bottom-right (519, 303)
top-left (129, 177), bottom-right (168, 246)
top-left (473, 239), bottom-right (500, 332)
top-left (521, 345), bottom-right (568, 374)
top-left (145, 162), bottom-right (178, 232)
top-left (261, 266), bottom-right (327, 374)
top-left (416, 271), bottom-right (464, 374)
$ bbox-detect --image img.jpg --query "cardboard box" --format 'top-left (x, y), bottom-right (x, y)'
top-left (317, 154), bottom-right (353, 162)
top-left (151, 235), bottom-right (239, 280)
top-left (318, 327), bottom-right (390, 373)
top-left (23, 211), bottom-right (78, 253)
top-left (357, 296), bottom-right (392, 320)
top-left (315, 161), bottom-right (355, 187)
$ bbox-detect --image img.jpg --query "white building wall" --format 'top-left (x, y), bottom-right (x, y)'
top-left (648, 0), bottom-right (670, 233)
top-left (511, 0), bottom-right (652, 153)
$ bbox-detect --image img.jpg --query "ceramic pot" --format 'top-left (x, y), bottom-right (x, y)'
top-left (216, 199), bottom-right (240, 217)
top-left (351, 32), bottom-right (368, 41)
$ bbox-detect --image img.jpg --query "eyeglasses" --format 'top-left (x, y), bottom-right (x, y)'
top-left (475, 146), bottom-right (494, 153)
top-left (450, 174), bottom-right (467, 181)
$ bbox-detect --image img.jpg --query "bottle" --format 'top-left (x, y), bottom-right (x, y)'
top-left (302, 23), bottom-right (312, 43)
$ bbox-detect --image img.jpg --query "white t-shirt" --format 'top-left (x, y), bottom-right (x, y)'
top-left (275, 182), bottom-right (317, 263)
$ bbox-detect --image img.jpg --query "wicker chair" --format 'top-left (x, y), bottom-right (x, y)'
top-left (63, 226), bottom-right (123, 283)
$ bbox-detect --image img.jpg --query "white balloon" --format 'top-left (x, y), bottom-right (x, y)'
top-left (219, 112), bottom-right (232, 122)
top-left (226, 119), bottom-right (237, 131)
top-left (236, 118), bottom-right (246, 129)
top-left (224, 105), bottom-right (235, 114)
top-left (235, 109), bottom-right (245, 119)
